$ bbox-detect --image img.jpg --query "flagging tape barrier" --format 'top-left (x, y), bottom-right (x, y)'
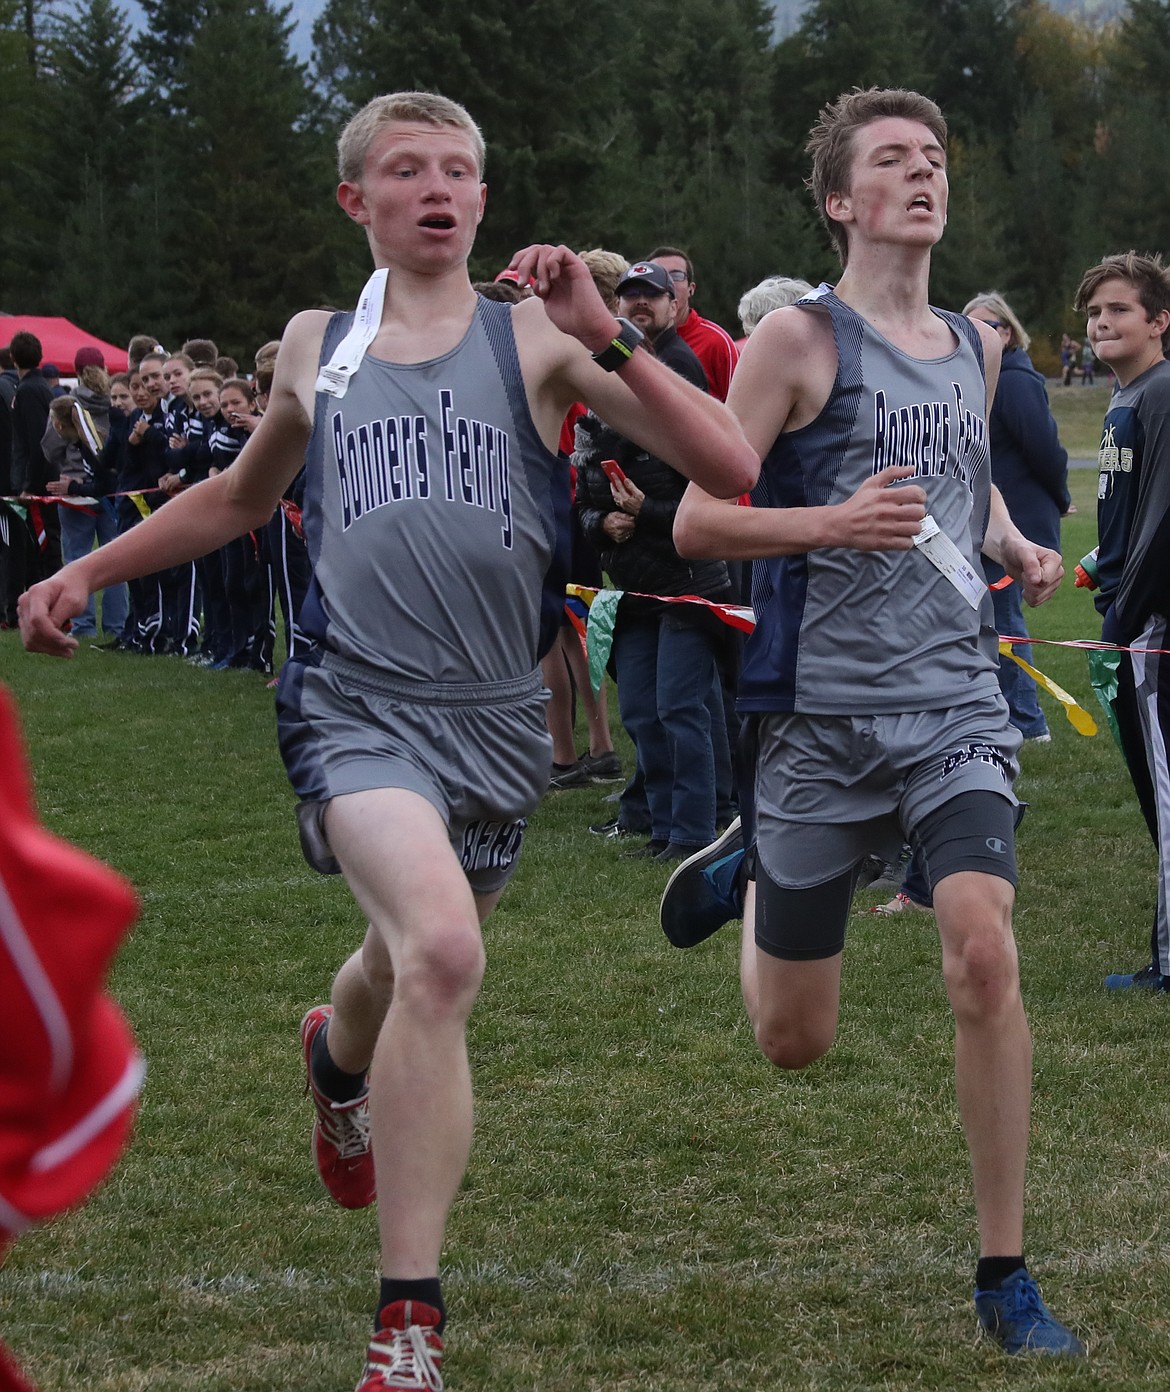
top-left (566, 584), bottom-right (1169, 744)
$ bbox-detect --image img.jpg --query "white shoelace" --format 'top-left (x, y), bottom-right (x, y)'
top-left (319, 1094), bottom-right (371, 1160)
top-left (366, 1321), bottom-right (443, 1390)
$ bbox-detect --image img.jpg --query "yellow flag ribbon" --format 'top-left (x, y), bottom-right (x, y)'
top-left (1000, 642), bottom-right (1097, 736)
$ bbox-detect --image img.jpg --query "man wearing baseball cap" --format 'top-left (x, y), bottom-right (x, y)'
top-left (615, 262), bottom-right (706, 389)
top-left (647, 247), bottom-right (740, 401)
top-left (39, 364), bottom-right (67, 399)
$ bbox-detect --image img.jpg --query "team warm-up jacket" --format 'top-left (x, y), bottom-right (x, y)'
top-left (1095, 358), bottom-right (1170, 642)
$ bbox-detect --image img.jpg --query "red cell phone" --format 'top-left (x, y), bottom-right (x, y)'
top-left (601, 458), bottom-right (628, 486)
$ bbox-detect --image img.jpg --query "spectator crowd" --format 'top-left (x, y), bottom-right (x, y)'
top-left (2, 331), bottom-right (308, 676)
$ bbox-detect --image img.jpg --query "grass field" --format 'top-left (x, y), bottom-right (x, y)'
top-left (1047, 382), bottom-right (1112, 459)
top-left (3, 467), bottom-right (1168, 1391)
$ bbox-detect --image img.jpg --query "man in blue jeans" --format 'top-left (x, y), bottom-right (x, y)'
top-left (574, 263), bottom-right (734, 860)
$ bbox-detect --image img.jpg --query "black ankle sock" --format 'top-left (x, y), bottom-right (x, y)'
top-left (309, 1020), bottom-right (367, 1103)
top-left (976, 1255), bottom-right (1026, 1290)
top-left (377, 1276), bottom-right (445, 1334)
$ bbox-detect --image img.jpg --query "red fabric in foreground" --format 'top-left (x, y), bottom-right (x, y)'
top-left (0, 684), bottom-right (143, 1390)
top-left (0, 1341), bottom-right (38, 1392)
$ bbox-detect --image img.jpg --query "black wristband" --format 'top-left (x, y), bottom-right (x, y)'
top-left (592, 317), bottom-right (645, 372)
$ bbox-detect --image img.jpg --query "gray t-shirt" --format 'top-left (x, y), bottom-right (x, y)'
top-left (739, 286), bottom-right (1001, 715)
top-left (299, 297), bottom-right (570, 684)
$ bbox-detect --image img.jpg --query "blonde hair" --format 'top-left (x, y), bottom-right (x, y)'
top-left (578, 249), bottom-right (630, 312)
top-left (338, 92), bottom-right (485, 183)
top-left (189, 368), bottom-right (224, 392)
top-left (51, 395), bottom-right (105, 454)
top-left (78, 363), bottom-right (111, 395)
top-left (962, 291), bottom-right (1030, 352)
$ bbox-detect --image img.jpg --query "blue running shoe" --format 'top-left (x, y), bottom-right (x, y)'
top-left (975, 1268), bottom-right (1085, 1356)
top-left (659, 818), bottom-right (744, 948)
top-left (1104, 962), bottom-right (1170, 992)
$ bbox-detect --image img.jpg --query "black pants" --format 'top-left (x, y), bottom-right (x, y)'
top-left (1114, 615), bottom-right (1170, 973)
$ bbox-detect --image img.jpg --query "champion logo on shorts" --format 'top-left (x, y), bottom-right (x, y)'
top-left (985, 837), bottom-right (1009, 855)
top-left (939, 742), bottom-right (1012, 783)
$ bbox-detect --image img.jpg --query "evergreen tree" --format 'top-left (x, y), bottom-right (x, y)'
top-left (930, 135), bottom-right (1012, 314)
top-left (766, 0), bottom-right (1096, 342)
top-left (1014, 1), bottom-right (1100, 162)
top-left (166, 0), bottom-right (344, 357)
top-left (620, 0), bottom-right (795, 326)
top-left (313, 0), bottom-right (638, 280)
top-left (766, 0), bottom-right (931, 273)
top-left (1002, 96), bottom-right (1077, 328)
top-left (135, 0), bottom-right (200, 99)
top-left (312, 0), bottom-right (781, 327)
top-left (10, 0), bottom-right (1166, 353)
top-left (770, 0), bottom-right (929, 179)
top-left (908, 0), bottom-right (1025, 148)
top-left (1071, 1), bottom-right (1170, 280)
top-left (1075, 90), bottom-right (1170, 266)
top-left (0, 0), bottom-right (47, 303)
top-left (32, 0), bottom-right (146, 339)
top-left (1104, 0), bottom-right (1170, 101)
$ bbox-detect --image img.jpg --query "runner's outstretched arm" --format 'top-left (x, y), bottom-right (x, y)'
top-left (510, 243), bottom-right (759, 498)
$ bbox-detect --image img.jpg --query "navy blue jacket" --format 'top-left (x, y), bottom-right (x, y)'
top-left (1094, 359), bottom-right (1170, 640)
top-left (981, 347), bottom-right (1069, 582)
top-left (11, 369), bottom-right (55, 494)
top-left (119, 404), bottom-right (172, 509)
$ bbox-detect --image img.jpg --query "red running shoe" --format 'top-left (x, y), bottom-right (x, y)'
top-left (300, 1005), bottom-right (375, 1209)
top-left (356, 1300), bottom-right (444, 1390)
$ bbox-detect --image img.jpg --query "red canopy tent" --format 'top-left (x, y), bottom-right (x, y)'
top-left (0, 316), bottom-right (129, 375)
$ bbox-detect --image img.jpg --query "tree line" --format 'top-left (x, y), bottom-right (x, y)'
top-left (3, 0), bottom-right (1168, 367)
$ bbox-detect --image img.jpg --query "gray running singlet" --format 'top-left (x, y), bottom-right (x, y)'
top-left (298, 297), bottom-right (570, 684)
top-left (739, 286), bottom-right (1001, 715)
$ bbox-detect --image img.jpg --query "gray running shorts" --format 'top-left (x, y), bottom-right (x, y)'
top-left (754, 694), bottom-right (1020, 890)
top-left (277, 650), bottom-right (552, 894)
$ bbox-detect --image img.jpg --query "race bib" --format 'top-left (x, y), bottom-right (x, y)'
top-left (912, 513), bottom-right (986, 609)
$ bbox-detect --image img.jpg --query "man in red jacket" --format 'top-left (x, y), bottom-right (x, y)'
top-left (648, 246), bottom-right (739, 401)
